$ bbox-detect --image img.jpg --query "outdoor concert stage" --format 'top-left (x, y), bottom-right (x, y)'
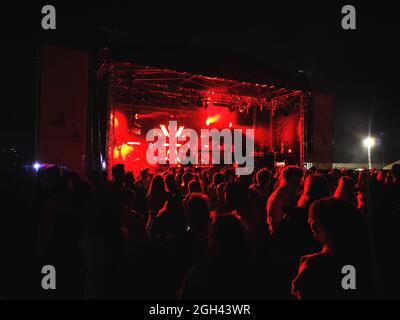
top-left (103, 63), bottom-right (310, 175)
top-left (37, 46), bottom-right (333, 175)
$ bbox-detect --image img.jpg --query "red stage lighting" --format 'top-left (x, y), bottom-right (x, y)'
top-left (113, 143), bottom-right (134, 161)
top-left (112, 111), bottom-right (128, 141)
top-left (276, 162), bottom-right (286, 168)
top-left (206, 115), bottom-right (221, 126)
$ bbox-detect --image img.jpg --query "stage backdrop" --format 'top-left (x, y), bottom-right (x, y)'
top-left (310, 93), bottom-right (333, 164)
top-left (38, 46), bottom-right (88, 174)
top-left (274, 103), bottom-right (302, 162)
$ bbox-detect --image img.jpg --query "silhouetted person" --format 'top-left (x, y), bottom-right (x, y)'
top-left (279, 174), bottom-right (329, 276)
top-left (292, 198), bottom-right (374, 300)
top-left (375, 163), bottom-right (400, 298)
top-left (135, 168), bottom-right (150, 194)
top-left (267, 166), bottom-right (303, 235)
top-left (250, 169), bottom-right (272, 197)
top-left (180, 172), bottom-right (193, 196)
top-left (208, 173), bottom-right (224, 209)
top-left (165, 173), bottom-right (178, 195)
top-left (150, 191), bottom-right (185, 242)
top-left (146, 175), bottom-right (168, 229)
top-left (333, 176), bottom-right (357, 207)
top-left (224, 182), bottom-right (248, 214)
top-left (125, 171), bottom-right (135, 189)
top-left (37, 166), bottom-right (85, 299)
top-left (183, 180), bottom-right (202, 205)
top-left (250, 169), bottom-right (272, 221)
top-left (158, 194), bottom-right (211, 298)
top-left (111, 164), bottom-right (125, 189)
top-left (179, 213), bottom-right (265, 299)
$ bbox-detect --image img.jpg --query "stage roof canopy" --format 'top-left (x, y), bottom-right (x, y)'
top-left (106, 45), bottom-right (311, 91)
top-left (105, 60), bottom-right (307, 111)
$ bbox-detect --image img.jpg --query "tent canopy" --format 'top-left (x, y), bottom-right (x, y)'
top-left (384, 160), bottom-right (400, 170)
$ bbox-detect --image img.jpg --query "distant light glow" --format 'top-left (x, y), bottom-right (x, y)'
top-left (363, 137), bottom-right (376, 149)
top-left (33, 162), bottom-right (42, 171)
top-left (101, 161), bottom-right (107, 170)
top-left (363, 137), bottom-right (376, 170)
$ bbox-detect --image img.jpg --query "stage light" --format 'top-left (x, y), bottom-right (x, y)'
top-left (135, 114), bottom-right (139, 120)
top-left (229, 122), bottom-right (233, 128)
top-left (113, 143), bottom-right (134, 161)
top-left (206, 115), bottom-right (221, 126)
top-left (363, 137), bottom-right (376, 170)
top-left (204, 97), bottom-right (212, 110)
top-left (33, 162), bottom-right (42, 171)
top-left (100, 154), bottom-right (106, 170)
top-left (363, 137), bottom-right (376, 148)
top-left (288, 148), bottom-right (293, 154)
top-left (120, 144), bottom-right (134, 160)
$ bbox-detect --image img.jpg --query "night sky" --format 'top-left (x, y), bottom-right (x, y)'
top-left (1, 1), bottom-right (399, 164)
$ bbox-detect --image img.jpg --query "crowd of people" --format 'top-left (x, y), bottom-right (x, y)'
top-left (0, 158), bottom-right (399, 300)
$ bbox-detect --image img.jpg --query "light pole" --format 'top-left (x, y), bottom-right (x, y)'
top-left (380, 132), bottom-right (385, 169)
top-left (363, 137), bottom-right (376, 170)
